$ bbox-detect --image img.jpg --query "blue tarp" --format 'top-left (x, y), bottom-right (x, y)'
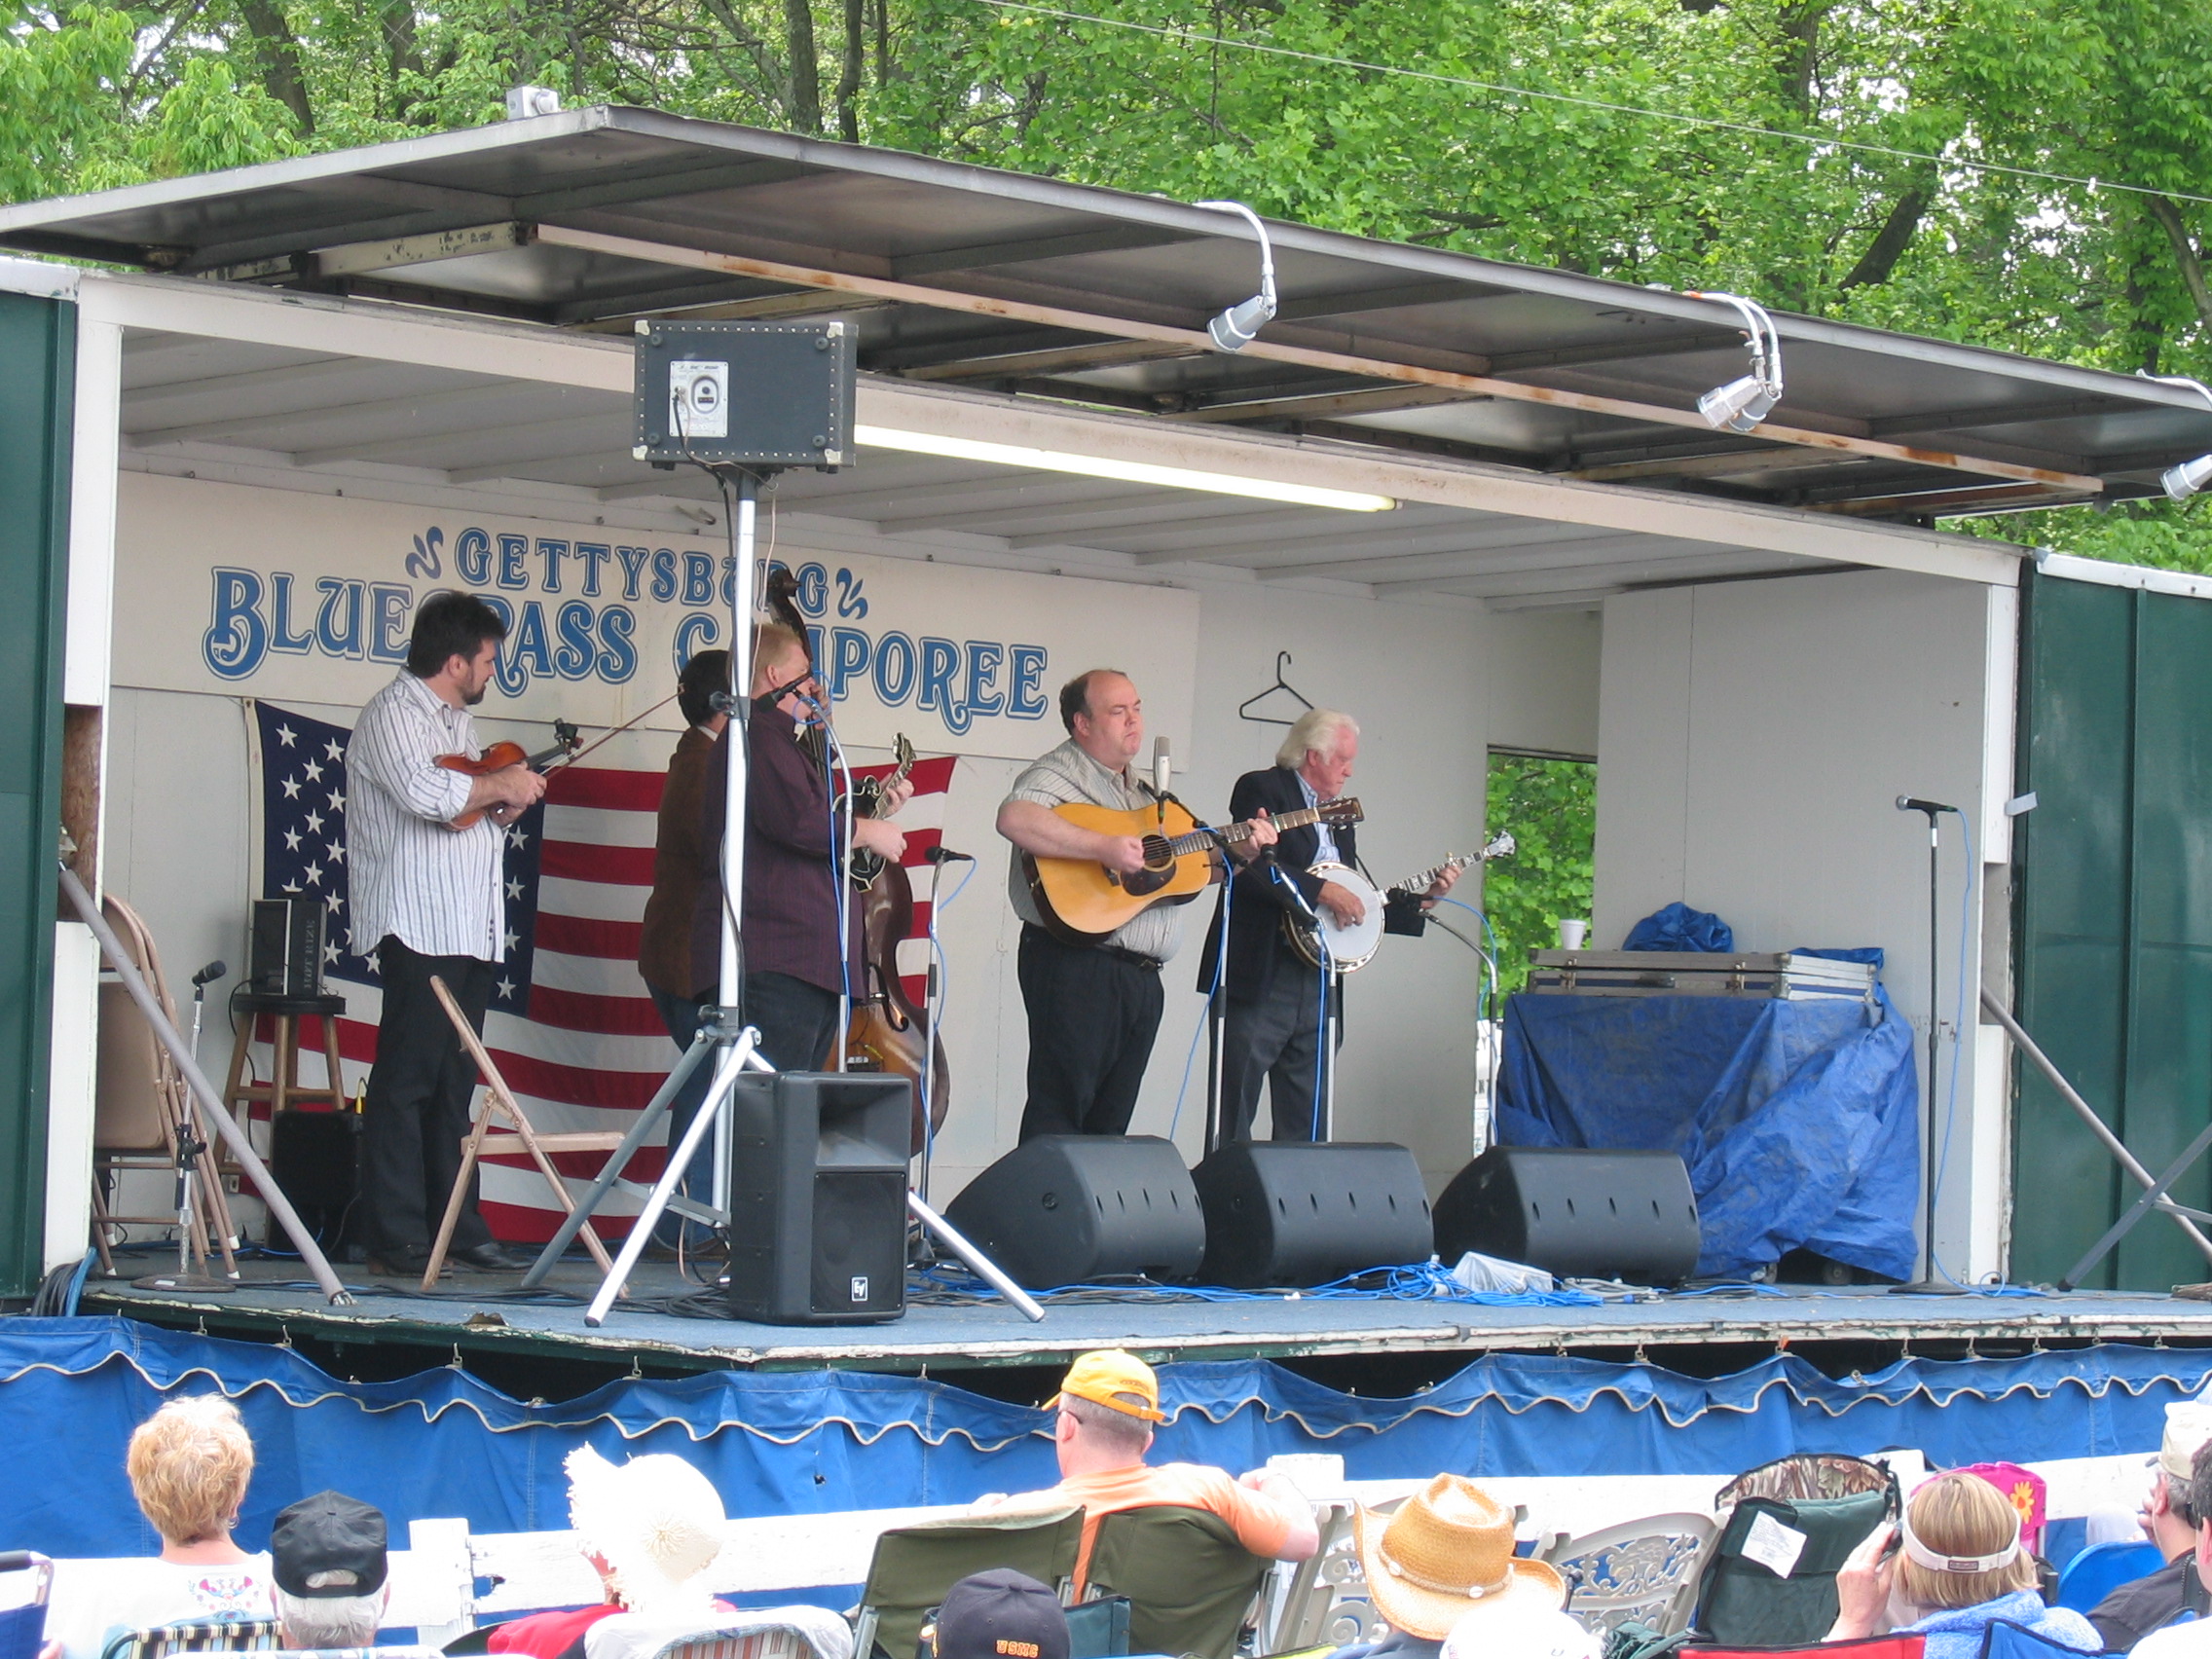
top-left (0, 1318), bottom-right (2198, 1561)
top-left (1622, 903), bottom-right (1735, 953)
top-left (1494, 984), bottom-right (1921, 1279)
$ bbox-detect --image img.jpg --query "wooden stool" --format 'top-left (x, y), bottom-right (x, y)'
top-left (218, 990), bottom-right (350, 1174)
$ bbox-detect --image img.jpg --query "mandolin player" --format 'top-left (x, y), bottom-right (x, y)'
top-left (996, 669), bottom-right (1276, 1142)
top-left (1198, 708), bottom-right (1459, 1145)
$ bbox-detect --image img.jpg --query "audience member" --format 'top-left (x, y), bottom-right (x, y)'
top-left (490, 1447), bottom-right (736, 1659)
top-left (1829, 1470), bottom-right (2100, 1657)
top-left (2133, 1439), bottom-right (2212, 1658)
top-left (926, 1569), bottom-right (1069, 1659)
top-left (271, 1492), bottom-right (388, 1649)
top-left (1330, 1474), bottom-right (1567, 1659)
top-left (51, 1395), bottom-right (276, 1659)
top-left (2092, 1405), bottom-right (2212, 1649)
top-left (976, 1349), bottom-right (1317, 1593)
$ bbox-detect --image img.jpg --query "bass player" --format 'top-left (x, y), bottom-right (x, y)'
top-left (997, 669), bottom-right (1276, 1142)
top-left (1199, 708), bottom-right (1459, 1145)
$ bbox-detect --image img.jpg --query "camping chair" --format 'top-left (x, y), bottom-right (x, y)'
top-left (1259, 1501), bottom-right (1358, 1654)
top-left (422, 975), bottom-right (628, 1290)
top-left (1977, 1620), bottom-right (2115, 1659)
top-left (850, 1503), bottom-right (1086, 1659)
top-left (1083, 1506), bottom-right (1272, 1659)
top-left (1695, 1455), bottom-right (1898, 1648)
top-left (98, 1618), bottom-right (283, 1659)
top-left (1681, 1638), bottom-right (1923, 1659)
top-left (1535, 1511), bottom-right (1714, 1641)
top-left (90, 895), bottom-right (240, 1277)
top-left (2053, 1538), bottom-right (2163, 1613)
top-left (588, 1608), bottom-right (851, 1659)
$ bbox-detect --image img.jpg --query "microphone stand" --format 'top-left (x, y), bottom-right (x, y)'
top-left (1893, 797), bottom-right (1964, 1295)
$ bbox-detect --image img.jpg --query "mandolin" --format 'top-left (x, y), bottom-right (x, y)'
top-left (844, 734), bottom-right (917, 890)
top-left (436, 719), bottom-right (580, 830)
top-left (1025, 796), bottom-right (1364, 945)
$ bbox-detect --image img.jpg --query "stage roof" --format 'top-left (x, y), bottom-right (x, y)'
top-left (6, 105), bottom-right (2208, 526)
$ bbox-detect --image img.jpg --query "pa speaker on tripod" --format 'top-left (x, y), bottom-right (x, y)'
top-left (1432, 1146), bottom-right (1701, 1285)
top-left (943, 1135), bottom-right (1205, 1289)
top-left (723, 1071), bottom-right (910, 1325)
top-left (1191, 1141), bottom-right (1432, 1288)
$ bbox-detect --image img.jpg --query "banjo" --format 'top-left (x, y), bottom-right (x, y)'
top-left (1283, 830), bottom-right (1516, 972)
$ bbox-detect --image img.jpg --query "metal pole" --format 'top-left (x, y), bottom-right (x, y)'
top-left (713, 470), bottom-right (758, 1218)
top-left (2060, 1113), bottom-right (2212, 1292)
top-left (917, 850), bottom-right (946, 1204)
top-left (1924, 822), bottom-right (1940, 1276)
top-left (58, 863), bottom-right (351, 1305)
top-left (1205, 986), bottom-right (1229, 1155)
top-left (1320, 968), bottom-right (1339, 1144)
top-left (906, 1191), bottom-right (1045, 1322)
top-left (1982, 989), bottom-right (2212, 1268)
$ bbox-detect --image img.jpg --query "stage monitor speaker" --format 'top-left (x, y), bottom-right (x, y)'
top-left (942, 1135), bottom-right (1205, 1290)
top-left (632, 320), bottom-right (856, 469)
top-left (1191, 1141), bottom-right (1433, 1288)
top-left (1432, 1147), bottom-right (1701, 1285)
top-left (267, 1107), bottom-right (358, 1249)
top-left (248, 898), bottom-right (326, 997)
top-left (724, 1071), bottom-right (910, 1326)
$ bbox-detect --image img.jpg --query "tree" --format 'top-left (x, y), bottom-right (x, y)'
top-left (1483, 755), bottom-right (1595, 998)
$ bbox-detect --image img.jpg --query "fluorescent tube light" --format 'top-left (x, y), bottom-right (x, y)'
top-left (852, 424), bottom-right (1397, 512)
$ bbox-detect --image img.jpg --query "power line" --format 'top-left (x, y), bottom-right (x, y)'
top-left (967, 0), bottom-right (2212, 212)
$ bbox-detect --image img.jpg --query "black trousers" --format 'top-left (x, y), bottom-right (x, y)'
top-left (742, 970), bottom-right (842, 1074)
top-left (1017, 925), bottom-right (1164, 1140)
top-left (360, 938), bottom-right (496, 1255)
top-left (1218, 959), bottom-right (1339, 1144)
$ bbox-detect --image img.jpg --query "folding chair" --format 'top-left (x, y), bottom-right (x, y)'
top-left (1259, 1501), bottom-right (1355, 1655)
top-left (588, 1607), bottom-right (851, 1659)
top-left (1083, 1506), bottom-right (1271, 1659)
top-left (850, 1504), bottom-right (1086, 1659)
top-left (422, 975), bottom-right (629, 1290)
top-left (1536, 1511), bottom-right (1714, 1641)
top-left (2053, 1539), bottom-right (2163, 1613)
top-left (1976, 1620), bottom-right (2110, 1659)
top-left (1695, 1455), bottom-right (1897, 1649)
top-left (98, 1618), bottom-right (284, 1659)
top-left (90, 895), bottom-right (240, 1278)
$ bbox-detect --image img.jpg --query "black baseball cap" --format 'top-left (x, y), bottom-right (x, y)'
top-left (271, 1491), bottom-right (388, 1598)
top-left (932, 1570), bottom-right (1070, 1659)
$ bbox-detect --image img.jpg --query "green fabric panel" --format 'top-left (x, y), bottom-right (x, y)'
top-left (1083, 1506), bottom-right (1267, 1659)
top-left (0, 292), bottom-right (71, 1297)
top-left (859, 1506), bottom-right (1086, 1659)
top-left (1693, 1491), bottom-right (1888, 1647)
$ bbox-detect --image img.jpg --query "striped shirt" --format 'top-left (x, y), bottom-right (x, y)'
top-left (1004, 737), bottom-right (1185, 964)
top-left (345, 670), bottom-right (505, 961)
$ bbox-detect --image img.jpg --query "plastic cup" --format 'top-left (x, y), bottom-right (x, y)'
top-left (1559, 919), bottom-right (1588, 949)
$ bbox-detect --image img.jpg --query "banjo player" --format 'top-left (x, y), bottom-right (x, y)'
top-left (1196, 708), bottom-right (1461, 1144)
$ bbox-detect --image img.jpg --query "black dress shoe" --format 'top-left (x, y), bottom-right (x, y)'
top-left (366, 1245), bottom-right (441, 1278)
top-left (451, 1240), bottom-right (530, 1272)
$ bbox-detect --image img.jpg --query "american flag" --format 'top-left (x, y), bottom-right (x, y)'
top-left (250, 698), bottom-right (955, 1240)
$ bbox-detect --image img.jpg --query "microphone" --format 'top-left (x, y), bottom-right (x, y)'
top-left (191, 960), bottom-right (227, 988)
top-left (923, 846), bottom-right (975, 865)
top-left (1152, 736), bottom-right (1172, 798)
top-left (1896, 795), bottom-right (1957, 815)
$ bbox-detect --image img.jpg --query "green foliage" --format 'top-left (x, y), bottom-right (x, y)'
top-left (1483, 754), bottom-right (1595, 998)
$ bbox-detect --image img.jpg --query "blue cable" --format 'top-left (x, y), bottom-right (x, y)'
top-left (818, 716), bottom-right (856, 1014)
top-left (63, 1250), bottom-right (92, 1316)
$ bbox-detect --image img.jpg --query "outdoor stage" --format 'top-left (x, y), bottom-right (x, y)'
top-left (76, 1250), bottom-right (2212, 1380)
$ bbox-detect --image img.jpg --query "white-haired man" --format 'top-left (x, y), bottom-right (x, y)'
top-left (1197, 708), bottom-right (1458, 1143)
top-left (270, 1491), bottom-right (389, 1650)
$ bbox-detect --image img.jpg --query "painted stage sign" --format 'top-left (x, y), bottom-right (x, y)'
top-left (114, 472), bottom-right (1200, 761)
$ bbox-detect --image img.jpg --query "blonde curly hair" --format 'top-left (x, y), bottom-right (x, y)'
top-left (126, 1395), bottom-right (254, 1546)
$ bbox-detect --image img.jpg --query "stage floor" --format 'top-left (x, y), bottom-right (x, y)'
top-left (75, 1251), bottom-right (2212, 1376)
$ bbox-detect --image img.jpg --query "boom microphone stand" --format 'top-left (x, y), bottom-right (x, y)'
top-left (1892, 795), bottom-right (1965, 1295)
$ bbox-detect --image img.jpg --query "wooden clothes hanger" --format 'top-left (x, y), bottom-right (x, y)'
top-left (1237, 650), bottom-right (1317, 727)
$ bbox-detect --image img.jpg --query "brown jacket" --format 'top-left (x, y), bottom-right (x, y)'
top-left (639, 723), bottom-right (718, 997)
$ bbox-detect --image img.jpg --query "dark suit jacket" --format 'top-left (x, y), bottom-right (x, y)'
top-left (1196, 764), bottom-right (1424, 1002)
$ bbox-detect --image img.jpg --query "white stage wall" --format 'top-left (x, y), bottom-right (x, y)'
top-left (1593, 569), bottom-right (2015, 1278)
top-left (102, 472), bottom-right (1601, 1227)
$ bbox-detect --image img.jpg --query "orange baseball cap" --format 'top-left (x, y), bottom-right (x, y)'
top-left (1052, 1349), bottom-right (1166, 1423)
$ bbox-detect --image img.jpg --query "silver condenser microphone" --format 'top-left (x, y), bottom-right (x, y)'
top-left (1153, 736), bottom-right (1173, 797)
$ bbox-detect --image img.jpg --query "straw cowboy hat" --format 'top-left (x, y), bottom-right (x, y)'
top-left (566, 1445), bottom-right (729, 1617)
top-left (1353, 1474), bottom-right (1566, 1640)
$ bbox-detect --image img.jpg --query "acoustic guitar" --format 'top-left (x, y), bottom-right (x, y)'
top-left (1025, 795), bottom-right (1364, 945)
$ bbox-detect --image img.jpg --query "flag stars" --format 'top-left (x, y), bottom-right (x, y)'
top-left (276, 724), bottom-right (297, 749)
top-left (505, 877), bottom-right (524, 902)
top-left (505, 825), bottom-right (529, 850)
top-left (324, 739), bottom-right (344, 761)
top-left (325, 842), bottom-right (345, 865)
top-left (322, 941), bottom-right (341, 966)
top-left (282, 829), bottom-right (303, 851)
top-left (303, 759), bottom-right (323, 783)
top-left (280, 776), bottom-right (302, 800)
top-left (304, 810), bottom-right (324, 834)
top-left (496, 977), bottom-right (517, 1001)
top-left (328, 790), bottom-right (346, 812)
top-left (304, 865), bottom-right (323, 886)
top-left (502, 928), bottom-right (519, 954)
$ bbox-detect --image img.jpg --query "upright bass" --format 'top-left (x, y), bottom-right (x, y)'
top-left (762, 569), bottom-right (950, 1154)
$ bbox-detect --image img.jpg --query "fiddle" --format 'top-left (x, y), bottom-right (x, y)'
top-left (436, 719), bottom-right (580, 830)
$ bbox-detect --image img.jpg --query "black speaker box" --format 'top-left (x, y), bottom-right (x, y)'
top-left (943, 1135), bottom-right (1205, 1290)
top-left (267, 1107), bottom-right (358, 1249)
top-left (1191, 1141), bottom-right (1433, 1288)
top-left (633, 320), bottom-right (856, 468)
top-left (1432, 1146), bottom-right (1702, 1284)
top-left (248, 898), bottom-right (326, 997)
top-left (724, 1071), bottom-right (910, 1325)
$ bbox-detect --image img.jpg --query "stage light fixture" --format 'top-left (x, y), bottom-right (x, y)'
top-left (1195, 200), bottom-right (1278, 351)
top-left (850, 424), bottom-right (1396, 512)
top-left (2138, 372), bottom-right (2212, 500)
top-left (1689, 290), bottom-right (1784, 433)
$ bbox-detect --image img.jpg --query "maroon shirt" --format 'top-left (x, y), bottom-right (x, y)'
top-left (687, 704), bottom-right (859, 998)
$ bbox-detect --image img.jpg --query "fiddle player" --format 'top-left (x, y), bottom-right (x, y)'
top-left (996, 670), bottom-right (1275, 1142)
top-left (346, 591), bottom-right (547, 1279)
top-left (1200, 708), bottom-right (1458, 1143)
top-left (688, 622), bottom-right (912, 1071)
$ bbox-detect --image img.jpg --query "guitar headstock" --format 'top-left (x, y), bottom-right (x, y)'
top-left (893, 733), bottom-right (916, 770)
top-left (1320, 796), bottom-right (1365, 827)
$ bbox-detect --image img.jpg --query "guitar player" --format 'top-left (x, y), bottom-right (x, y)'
top-left (1198, 708), bottom-right (1460, 1145)
top-left (996, 669), bottom-right (1278, 1142)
